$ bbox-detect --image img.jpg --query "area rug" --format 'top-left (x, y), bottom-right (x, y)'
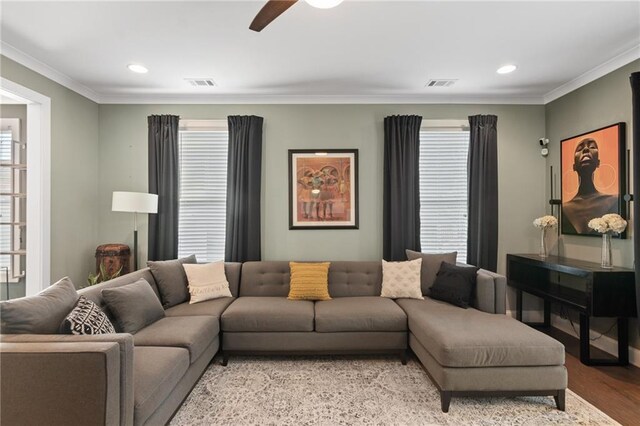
top-left (170, 356), bottom-right (618, 425)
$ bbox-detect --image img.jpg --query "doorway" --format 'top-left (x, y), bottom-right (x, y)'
top-left (0, 78), bottom-right (51, 297)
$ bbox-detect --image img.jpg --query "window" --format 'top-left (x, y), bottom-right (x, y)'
top-left (419, 124), bottom-right (470, 263)
top-left (177, 120), bottom-right (228, 262)
top-left (0, 119), bottom-right (25, 283)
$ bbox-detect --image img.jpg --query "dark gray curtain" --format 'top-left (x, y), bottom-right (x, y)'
top-left (148, 115), bottom-right (180, 261)
top-left (225, 115), bottom-right (264, 262)
top-left (630, 72), bottom-right (640, 334)
top-left (383, 115), bottom-right (422, 261)
top-left (467, 115), bottom-right (498, 272)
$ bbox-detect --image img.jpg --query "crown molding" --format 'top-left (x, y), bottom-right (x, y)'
top-left (2, 40), bottom-right (637, 106)
top-left (97, 93), bottom-right (545, 105)
top-left (543, 44), bottom-right (640, 104)
top-left (1, 42), bottom-right (101, 103)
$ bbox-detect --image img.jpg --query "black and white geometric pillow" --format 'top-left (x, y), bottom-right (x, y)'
top-left (60, 295), bottom-right (116, 335)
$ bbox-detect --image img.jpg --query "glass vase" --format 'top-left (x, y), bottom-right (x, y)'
top-left (601, 232), bottom-right (612, 269)
top-left (539, 228), bottom-right (547, 258)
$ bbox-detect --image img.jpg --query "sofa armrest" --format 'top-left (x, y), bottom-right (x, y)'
top-left (475, 269), bottom-right (507, 314)
top-left (1, 341), bottom-right (122, 426)
top-left (0, 334), bottom-right (134, 425)
top-left (456, 262), bottom-right (507, 314)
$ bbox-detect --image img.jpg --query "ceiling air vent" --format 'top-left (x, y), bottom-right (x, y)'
top-left (185, 78), bottom-right (216, 87)
top-left (426, 79), bottom-right (457, 88)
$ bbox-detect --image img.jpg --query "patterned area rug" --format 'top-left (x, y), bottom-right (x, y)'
top-left (171, 356), bottom-right (618, 426)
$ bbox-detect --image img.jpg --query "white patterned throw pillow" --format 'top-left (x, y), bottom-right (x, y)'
top-left (183, 261), bottom-right (232, 304)
top-left (60, 296), bottom-right (116, 335)
top-left (380, 258), bottom-right (423, 300)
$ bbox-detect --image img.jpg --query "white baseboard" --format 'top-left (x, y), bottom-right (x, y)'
top-left (506, 310), bottom-right (639, 368)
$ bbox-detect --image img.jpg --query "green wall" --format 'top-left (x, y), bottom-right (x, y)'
top-left (0, 56), bottom-right (100, 288)
top-left (98, 103), bottom-right (546, 280)
top-left (545, 59), bottom-right (640, 349)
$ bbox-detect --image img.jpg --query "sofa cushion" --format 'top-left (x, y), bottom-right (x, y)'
top-left (288, 262), bottom-right (331, 301)
top-left (315, 297), bottom-right (407, 332)
top-left (101, 279), bottom-right (165, 334)
top-left (133, 346), bottom-right (189, 425)
top-left (327, 261), bottom-right (382, 297)
top-left (221, 297), bottom-right (314, 332)
top-left (428, 263), bottom-right (479, 308)
top-left (396, 298), bottom-right (565, 368)
top-left (0, 277), bottom-right (78, 334)
top-left (133, 316), bottom-right (218, 363)
top-left (59, 296), bottom-right (116, 335)
top-left (164, 297), bottom-right (235, 318)
top-left (380, 259), bottom-right (423, 300)
top-left (239, 261), bottom-right (291, 297)
top-left (79, 269), bottom-right (160, 312)
top-left (405, 250), bottom-right (457, 294)
top-left (183, 261), bottom-right (232, 304)
top-left (224, 262), bottom-right (242, 297)
top-left (147, 255), bottom-right (197, 309)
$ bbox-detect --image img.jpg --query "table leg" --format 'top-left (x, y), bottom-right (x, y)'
top-left (580, 313), bottom-right (590, 365)
top-left (516, 289), bottom-right (523, 322)
top-left (618, 317), bottom-right (629, 366)
top-left (544, 299), bottom-right (551, 327)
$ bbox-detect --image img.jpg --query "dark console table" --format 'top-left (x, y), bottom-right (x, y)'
top-left (506, 254), bottom-right (636, 366)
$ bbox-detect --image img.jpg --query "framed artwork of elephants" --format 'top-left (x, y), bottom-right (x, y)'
top-left (288, 149), bottom-right (359, 230)
top-left (560, 122), bottom-right (626, 237)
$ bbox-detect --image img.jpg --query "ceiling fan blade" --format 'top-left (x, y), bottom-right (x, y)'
top-left (250, 0), bottom-right (298, 32)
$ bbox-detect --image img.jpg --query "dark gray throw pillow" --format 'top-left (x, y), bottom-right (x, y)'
top-left (428, 262), bottom-right (479, 309)
top-left (405, 250), bottom-right (457, 295)
top-left (101, 278), bottom-right (165, 334)
top-left (147, 255), bottom-right (197, 308)
top-left (0, 277), bottom-right (79, 334)
top-left (60, 295), bottom-right (116, 335)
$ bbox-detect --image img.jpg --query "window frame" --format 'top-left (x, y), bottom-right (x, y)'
top-left (177, 119), bottom-right (229, 263)
top-left (418, 119), bottom-right (470, 263)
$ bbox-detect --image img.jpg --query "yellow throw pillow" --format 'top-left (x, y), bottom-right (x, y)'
top-left (288, 262), bottom-right (331, 301)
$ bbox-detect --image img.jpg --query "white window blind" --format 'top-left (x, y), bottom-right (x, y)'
top-left (419, 129), bottom-right (470, 263)
top-left (177, 127), bottom-right (228, 262)
top-left (0, 130), bottom-right (12, 275)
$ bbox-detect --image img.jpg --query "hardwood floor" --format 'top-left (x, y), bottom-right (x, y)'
top-left (542, 327), bottom-right (640, 426)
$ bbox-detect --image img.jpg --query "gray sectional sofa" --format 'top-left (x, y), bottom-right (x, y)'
top-left (0, 260), bottom-right (567, 426)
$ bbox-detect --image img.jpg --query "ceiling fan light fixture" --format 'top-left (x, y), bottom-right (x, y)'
top-left (305, 0), bottom-right (344, 9)
top-left (497, 64), bottom-right (517, 74)
top-left (127, 64), bottom-right (148, 74)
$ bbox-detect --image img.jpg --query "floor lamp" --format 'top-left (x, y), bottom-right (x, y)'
top-left (112, 191), bottom-right (158, 271)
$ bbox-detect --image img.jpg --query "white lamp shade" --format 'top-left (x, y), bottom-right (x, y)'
top-left (112, 191), bottom-right (158, 214)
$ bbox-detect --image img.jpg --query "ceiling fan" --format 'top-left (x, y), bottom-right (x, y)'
top-left (250, 0), bottom-right (344, 32)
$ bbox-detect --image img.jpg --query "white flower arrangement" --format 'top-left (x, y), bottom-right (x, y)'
top-left (588, 213), bottom-right (627, 234)
top-left (533, 215), bottom-right (558, 230)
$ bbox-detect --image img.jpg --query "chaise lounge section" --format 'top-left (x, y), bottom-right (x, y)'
top-left (398, 297), bottom-right (567, 412)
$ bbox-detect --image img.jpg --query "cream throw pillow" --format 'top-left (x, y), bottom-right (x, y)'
top-left (380, 258), bottom-right (423, 300)
top-left (183, 261), bottom-right (232, 304)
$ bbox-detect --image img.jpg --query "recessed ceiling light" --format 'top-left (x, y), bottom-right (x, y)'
top-left (127, 64), bottom-right (148, 74)
top-left (305, 0), bottom-right (344, 9)
top-left (497, 64), bottom-right (517, 74)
